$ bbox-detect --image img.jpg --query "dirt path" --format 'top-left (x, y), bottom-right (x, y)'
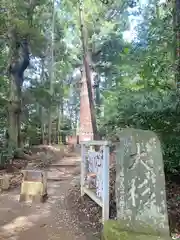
top-left (0, 155), bottom-right (95, 240)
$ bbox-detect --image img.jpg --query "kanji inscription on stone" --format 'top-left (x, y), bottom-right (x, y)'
top-left (115, 128), bottom-right (169, 236)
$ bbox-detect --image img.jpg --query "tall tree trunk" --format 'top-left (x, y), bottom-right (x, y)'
top-left (57, 105), bottom-right (61, 144)
top-left (57, 82), bottom-right (64, 144)
top-left (60, 94), bottom-right (64, 120)
top-left (41, 109), bottom-right (45, 144)
top-left (48, 108), bottom-right (52, 144)
top-left (40, 58), bottom-right (45, 144)
top-left (8, 31), bottom-right (29, 149)
top-left (79, 0), bottom-right (99, 140)
top-left (8, 75), bottom-right (20, 148)
top-left (48, 0), bottom-right (56, 144)
top-left (60, 91), bottom-right (64, 143)
top-left (94, 74), bottom-right (101, 118)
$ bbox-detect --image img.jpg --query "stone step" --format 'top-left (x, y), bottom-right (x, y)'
top-left (47, 177), bottom-right (69, 181)
top-left (50, 163), bottom-right (78, 168)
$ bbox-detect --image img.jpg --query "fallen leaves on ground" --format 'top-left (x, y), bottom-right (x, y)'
top-left (67, 185), bottom-right (102, 238)
top-left (166, 179), bottom-right (180, 232)
top-left (10, 173), bottom-right (23, 188)
top-left (67, 166), bottom-right (180, 236)
top-left (67, 165), bottom-right (117, 237)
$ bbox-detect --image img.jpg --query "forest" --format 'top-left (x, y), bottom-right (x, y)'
top-left (0, 0), bottom-right (180, 238)
top-left (0, 0), bottom-right (180, 174)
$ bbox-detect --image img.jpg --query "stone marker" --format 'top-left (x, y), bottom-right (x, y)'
top-left (0, 174), bottom-right (10, 191)
top-left (102, 220), bottom-right (171, 240)
top-left (19, 170), bottom-right (47, 203)
top-left (114, 128), bottom-right (170, 238)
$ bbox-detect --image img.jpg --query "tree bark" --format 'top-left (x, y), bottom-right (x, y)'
top-left (40, 58), bottom-right (46, 144)
top-left (48, 0), bottom-right (56, 144)
top-left (94, 74), bottom-right (101, 118)
top-left (8, 80), bottom-right (19, 148)
top-left (8, 31), bottom-right (29, 149)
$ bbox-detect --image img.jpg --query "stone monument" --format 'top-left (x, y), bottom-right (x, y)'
top-left (0, 174), bottom-right (10, 191)
top-left (109, 128), bottom-right (170, 239)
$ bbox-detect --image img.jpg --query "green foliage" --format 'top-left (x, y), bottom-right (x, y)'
top-left (100, 88), bottom-right (180, 173)
top-left (0, 139), bottom-right (16, 167)
top-left (102, 220), bottom-right (168, 240)
top-left (90, 0), bottom-right (179, 174)
top-left (0, 0), bottom-right (179, 175)
top-left (0, 151), bottom-right (13, 167)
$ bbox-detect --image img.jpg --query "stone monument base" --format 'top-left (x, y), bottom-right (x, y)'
top-left (102, 220), bottom-right (171, 240)
top-left (19, 170), bottom-right (47, 203)
top-left (0, 174), bottom-right (10, 191)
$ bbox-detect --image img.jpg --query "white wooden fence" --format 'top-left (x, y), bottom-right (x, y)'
top-left (80, 140), bottom-right (111, 223)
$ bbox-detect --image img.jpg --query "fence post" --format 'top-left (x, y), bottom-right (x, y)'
top-left (81, 143), bottom-right (86, 197)
top-left (102, 144), bottom-right (109, 223)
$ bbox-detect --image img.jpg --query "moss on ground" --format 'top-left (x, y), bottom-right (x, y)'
top-left (102, 220), bottom-right (171, 240)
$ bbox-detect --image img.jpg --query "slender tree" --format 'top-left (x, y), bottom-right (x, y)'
top-left (48, 0), bottom-right (56, 144)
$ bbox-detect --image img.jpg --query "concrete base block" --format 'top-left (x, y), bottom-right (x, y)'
top-left (0, 175), bottom-right (10, 190)
top-left (19, 170), bottom-right (47, 203)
